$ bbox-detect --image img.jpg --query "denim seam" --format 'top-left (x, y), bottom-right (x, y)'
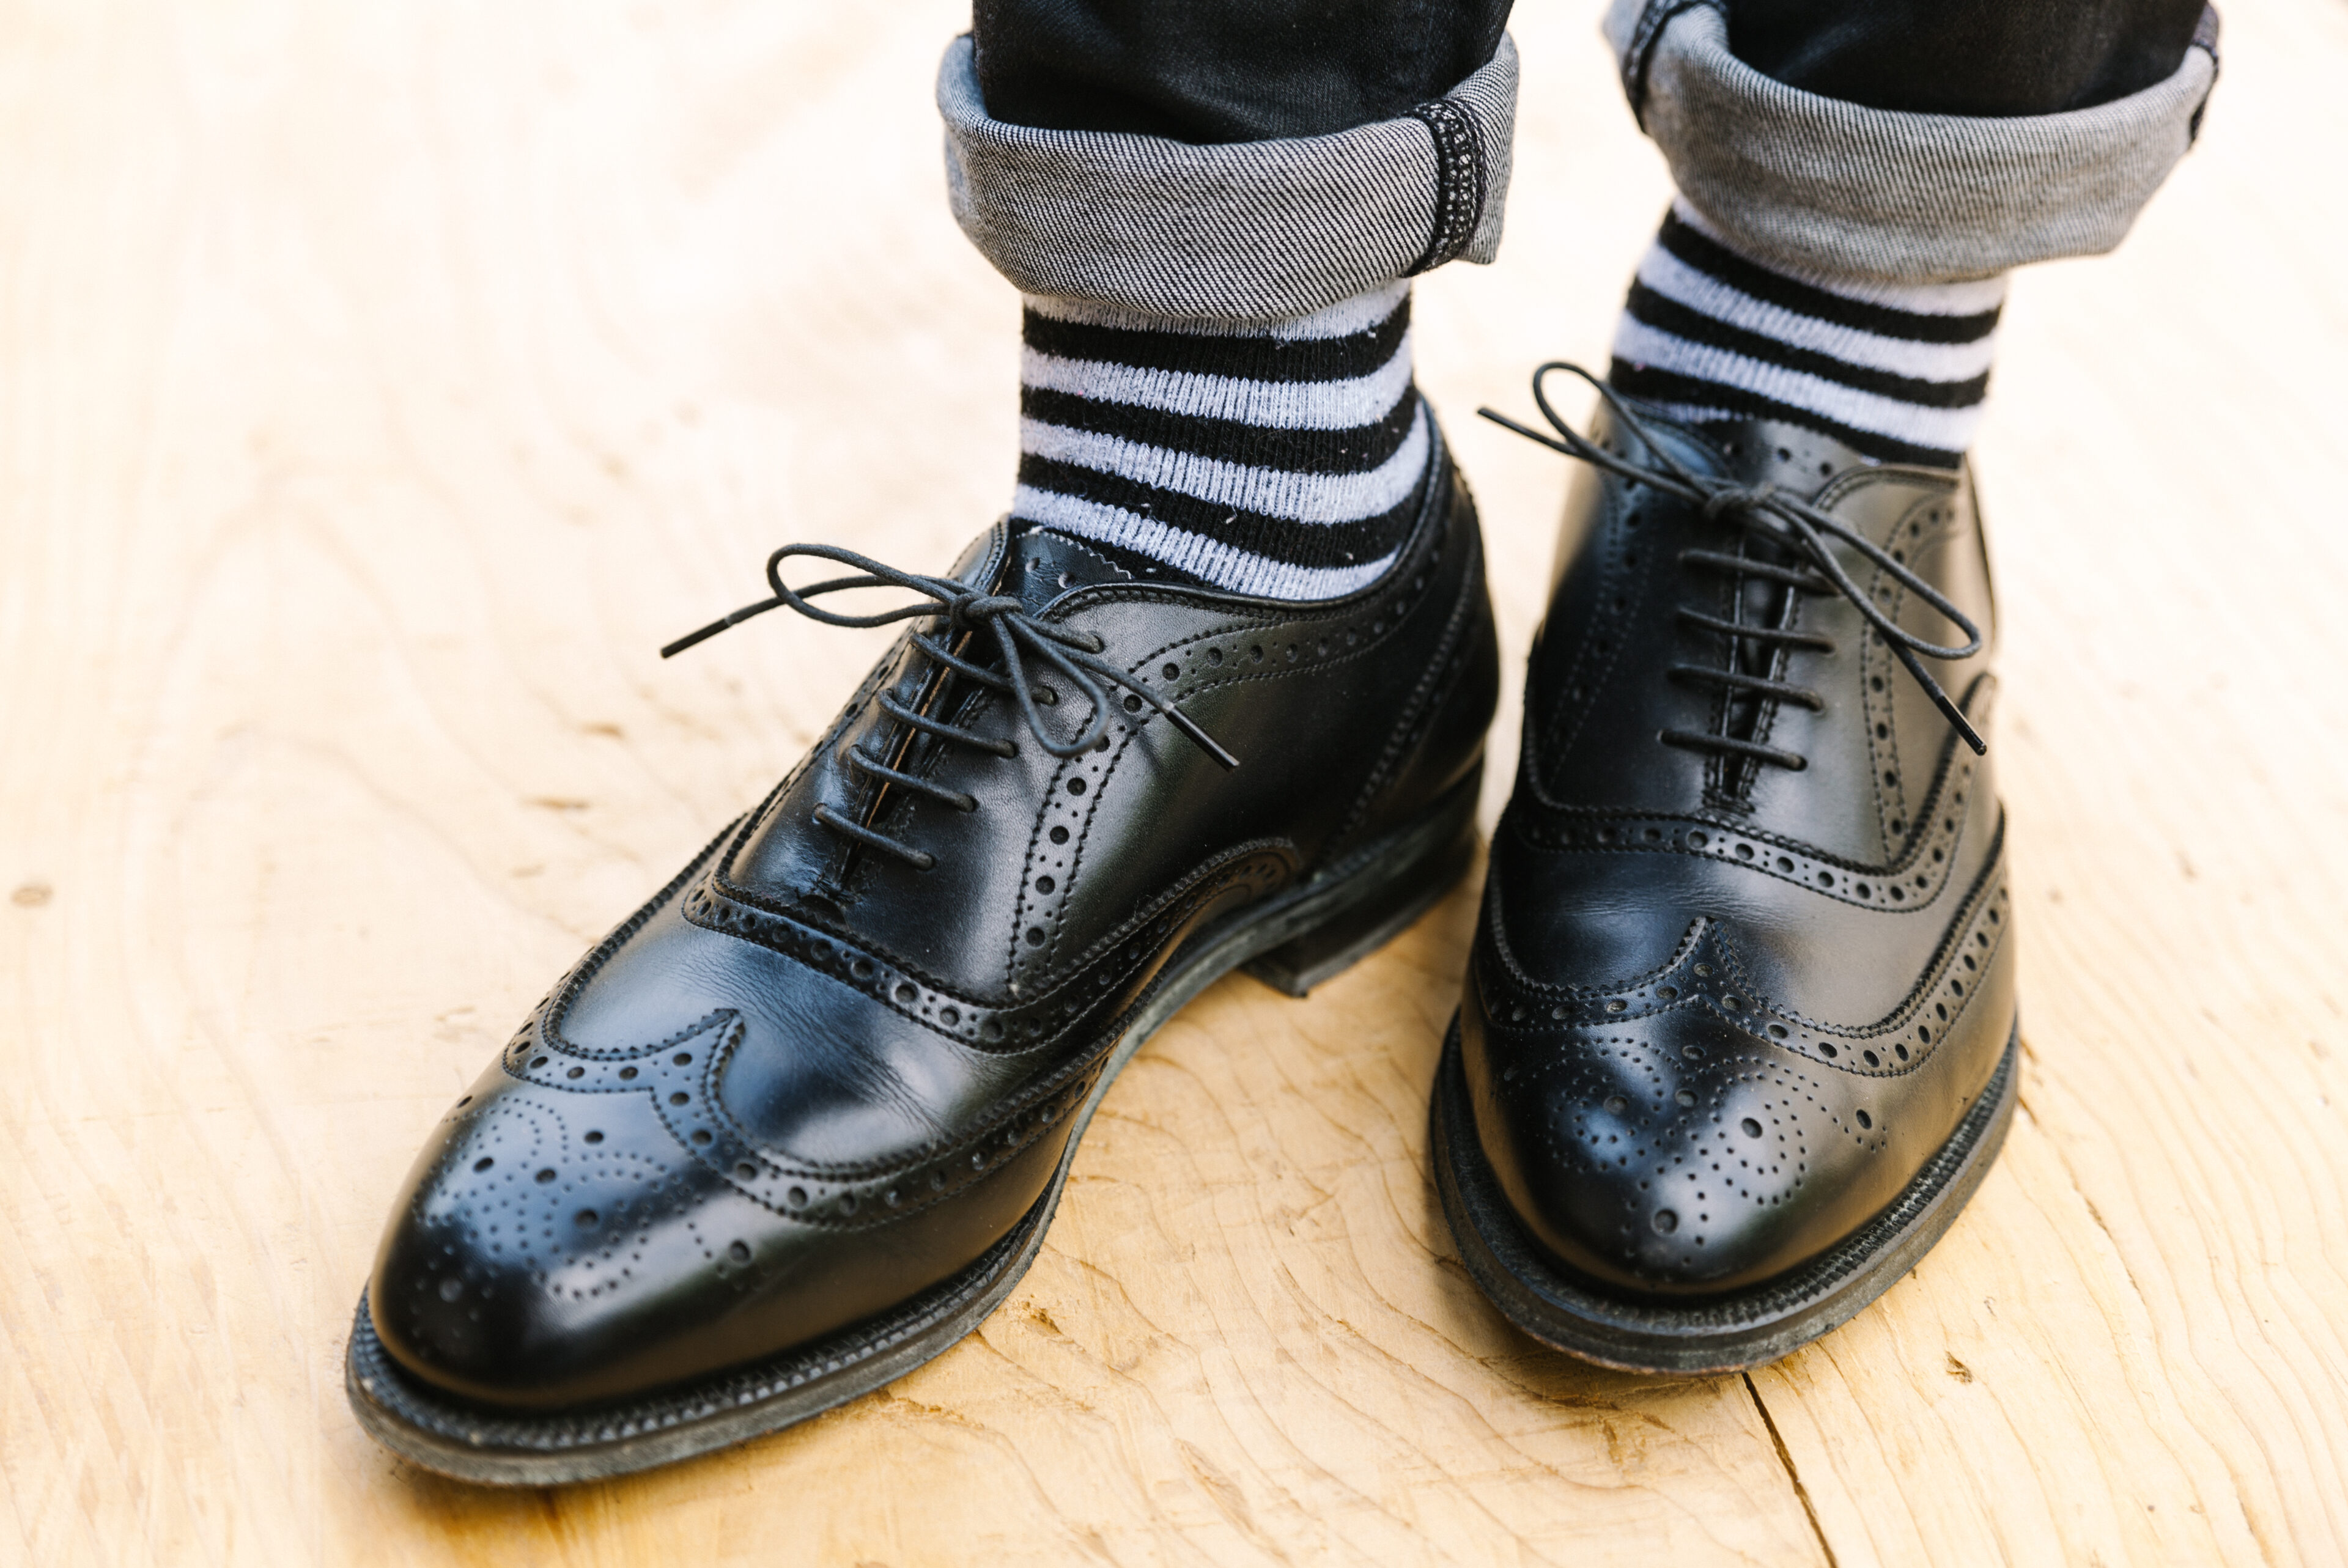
top-left (1405, 97), bottom-right (1487, 274)
top-left (939, 33), bottom-right (1518, 321)
top-left (1607, 0), bottom-right (2221, 284)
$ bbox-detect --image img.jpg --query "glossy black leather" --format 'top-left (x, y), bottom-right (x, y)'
top-left (1461, 408), bottom-right (2016, 1295)
top-left (367, 432), bottom-right (1497, 1410)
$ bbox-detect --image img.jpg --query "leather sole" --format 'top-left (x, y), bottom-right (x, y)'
top-left (1430, 1013), bottom-right (2018, 1374)
top-left (345, 764), bottom-right (1483, 1485)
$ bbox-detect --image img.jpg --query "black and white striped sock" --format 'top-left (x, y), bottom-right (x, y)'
top-left (1608, 203), bottom-right (2006, 468)
top-left (1011, 282), bottom-right (1427, 600)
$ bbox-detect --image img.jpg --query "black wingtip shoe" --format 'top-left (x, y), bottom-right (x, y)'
top-left (1433, 369), bottom-right (2018, 1373)
top-left (347, 424), bottom-right (1499, 1483)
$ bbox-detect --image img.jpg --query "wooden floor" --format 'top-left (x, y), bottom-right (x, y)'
top-left (5, 1), bottom-right (2347, 1562)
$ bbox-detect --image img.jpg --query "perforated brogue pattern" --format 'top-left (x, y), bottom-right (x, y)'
top-left (494, 1008), bottom-right (1101, 1232)
top-left (388, 1089), bottom-right (716, 1350)
top-left (1507, 1033), bottom-right (1847, 1273)
top-left (1863, 495), bottom-right (1969, 853)
top-left (1437, 1021), bottom-right (2018, 1321)
top-left (687, 846), bottom-right (1293, 1059)
top-left (1006, 543), bottom-right (1454, 985)
top-left (461, 824), bottom-right (1293, 1238)
top-left (449, 844), bottom-right (1294, 1238)
top-left (1470, 862), bottom-right (2009, 1279)
top-left (1509, 748), bottom-right (1981, 913)
top-left (1480, 859), bottom-right (2012, 1079)
top-left (1521, 430), bottom-right (1971, 822)
top-left (351, 1212), bottom-right (1033, 1456)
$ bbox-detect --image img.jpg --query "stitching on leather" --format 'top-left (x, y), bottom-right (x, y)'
top-left (736, 635), bottom-right (910, 892)
top-left (508, 1001), bottom-right (1102, 1231)
top-left (1329, 474), bottom-right (1482, 853)
top-left (1505, 693), bottom-right (1989, 912)
top-left (1529, 468), bottom-right (1645, 798)
top-left (1697, 525), bottom-right (1741, 809)
top-left (1477, 812), bottom-right (2010, 1078)
top-left (689, 841), bottom-right (1292, 1044)
top-left (1707, 852), bottom-right (2006, 1049)
top-left (1479, 862), bottom-right (1711, 996)
top-left (1006, 453), bottom-right (1454, 985)
top-left (533, 819), bottom-right (742, 1056)
top-left (347, 1210), bottom-right (1035, 1451)
top-left (1521, 438), bottom-right (1959, 815)
top-left (640, 848), bottom-right (1291, 1210)
top-left (1028, 721), bottom-right (1118, 981)
top-left (1863, 493), bottom-right (1966, 853)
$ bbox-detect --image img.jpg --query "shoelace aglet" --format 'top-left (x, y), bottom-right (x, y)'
top-left (1477, 405), bottom-right (1575, 455)
top-left (1892, 641), bottom-right (1989, 755)
top-left (660, 596), bottom-right (781, 659)
top-left (1165, 707), bottom-right (1241, 771)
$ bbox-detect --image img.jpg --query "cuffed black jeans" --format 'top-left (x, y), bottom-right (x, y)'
top-left (972, 0), bottom-right (2210, 139)
top-left (940, 0), bottom-right (2219, 318)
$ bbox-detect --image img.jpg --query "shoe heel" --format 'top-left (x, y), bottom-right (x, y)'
top-left (1242, 768), bottom-right (1481, 998)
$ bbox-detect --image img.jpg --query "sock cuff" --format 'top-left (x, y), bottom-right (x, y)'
top-left (1021, 280), bottom-right (1411, 341)
top-left (1663, 202), bottom-right (2007, 328)
top-left (1011, 283), bottom-right (1428, 599)
top-left (1612, 210), bottom-right (2004, 466)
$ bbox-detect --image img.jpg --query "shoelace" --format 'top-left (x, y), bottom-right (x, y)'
top-left (1480, 362), bottom-right (1987, 766)
top-left (662, 542), bottom-right (1239, 870)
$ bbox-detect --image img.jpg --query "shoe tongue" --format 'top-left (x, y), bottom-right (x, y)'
top-left (1000, 526), bottom-right (1164, 614)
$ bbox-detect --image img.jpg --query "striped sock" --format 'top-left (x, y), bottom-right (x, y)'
top-left (1608, 203), bottom-right (2006, 468)
top-left (1011, 282), bottom-right (1427, 601)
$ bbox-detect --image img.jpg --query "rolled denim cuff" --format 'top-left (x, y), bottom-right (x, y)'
top-left (939, 34), bottom-right (1517, 322)
top-left (1604, 0), bottom-right (2220, 285)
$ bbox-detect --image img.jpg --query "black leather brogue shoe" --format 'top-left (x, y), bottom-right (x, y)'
top-left (1432, 367), bottom-right (2017, 1372)
top-left (348, 429), bottom-right (1498, 1482)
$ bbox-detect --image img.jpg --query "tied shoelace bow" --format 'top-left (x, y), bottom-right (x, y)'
top-left (661, 542), bottom-right (1239, 871)
top-left (1480, 362), bottom-right (1988, 763)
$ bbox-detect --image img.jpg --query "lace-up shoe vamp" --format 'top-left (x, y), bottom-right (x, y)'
top-left (1433, 378), bottom-right (2018, 1372)
top-left (347, 426), bottom-right (1498, 1482)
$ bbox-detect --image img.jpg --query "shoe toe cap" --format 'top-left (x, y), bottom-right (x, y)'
top-left (1459, 993), bottom-right (1868, 1295)
top-left (367, 1065), bottom-right (771, 1409)
top-left (366, 996), bottom-right (1077, 1413)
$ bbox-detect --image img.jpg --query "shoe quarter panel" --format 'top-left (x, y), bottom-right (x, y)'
top-left (1007, 498), bottom-right (1480, 997)
top-left (1741, 468), bottom-right (1996, 867)
top-left (1524, 431), bottom-right (1721, 815)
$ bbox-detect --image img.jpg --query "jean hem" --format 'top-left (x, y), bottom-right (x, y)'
top-left (939, 34), bottom-right (1518, 322)
top-left (1606, 0), bottom-right (2219, 284)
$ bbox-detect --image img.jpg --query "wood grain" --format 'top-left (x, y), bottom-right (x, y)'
top-left (3, 1), bottom-right (2345, 1562)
